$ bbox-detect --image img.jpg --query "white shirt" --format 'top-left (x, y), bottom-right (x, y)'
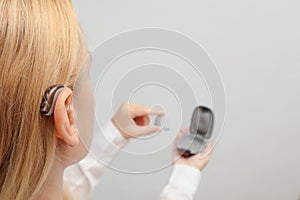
top-left (64, 121), bottom-right (201, 200)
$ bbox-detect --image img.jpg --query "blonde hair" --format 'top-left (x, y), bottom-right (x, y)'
top-left (0, 1), bottom-right (87, 199)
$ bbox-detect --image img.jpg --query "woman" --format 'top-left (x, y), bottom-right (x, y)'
top-left (0, 1), bottom-right (212, 200)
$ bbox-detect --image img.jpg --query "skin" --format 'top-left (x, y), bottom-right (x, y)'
top-left (173, 128), bottom-right (213, 171)
top-left (35, 55), bottom-right (212, 199)
top-left (112, 106), bottom-right (213, 171)
top-left (111, 102), bottom-right (165, 139)
top-left (36, 54), bottom-right (94, 199)
top-left (36, 88), bottom-right (81, 200)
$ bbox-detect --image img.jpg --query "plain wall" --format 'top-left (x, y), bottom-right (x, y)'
top-left (72, 0), bottom-right (300, 199)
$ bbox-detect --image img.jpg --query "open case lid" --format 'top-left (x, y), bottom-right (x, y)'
top-left (190, 106), bottom-right (214, 139)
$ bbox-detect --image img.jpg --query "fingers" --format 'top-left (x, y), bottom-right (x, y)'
top-left (173, 129), bottom-right (183, 152)
top-left (148, 107), bottom-right (165, 116)
top-left (189, 151), bottom-right (211, 171)
top-left (126, 102), bottom-right (165, 117)
top-left (196, 152), bottom-right (211, 166)
top-left (181, 127), bottom-right (190, 133)
top-left (203, 141), bottom-right (214, 155)
top-left (135, 125), bottom-right (162, 136)
top-left (173, 128), bottom-right (189, 153)
top-left (174, 127), bottom-right (190, 144)
top-left (199, 141), bottom-right (214, 161)
top-left (134, 115), bottom-right (150, 126)
top-left (172, 130), bottom-right (185, 159)
top-left (175, 128), bottom-right (185, 141)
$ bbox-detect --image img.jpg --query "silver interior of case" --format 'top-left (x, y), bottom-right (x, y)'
top-left (177, 106), bottom-right (214, 156)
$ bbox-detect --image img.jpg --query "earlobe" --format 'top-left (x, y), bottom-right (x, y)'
top-left (53, 87), bottom-right (79, 147)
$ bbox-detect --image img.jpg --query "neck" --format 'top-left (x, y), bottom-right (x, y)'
top-left (34, 158), bottom-right (65, 200)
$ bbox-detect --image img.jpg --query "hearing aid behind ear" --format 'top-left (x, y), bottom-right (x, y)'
top-left (176, 106), bottom-right (214, 157)
top-left (40, 84), bottom-right (65, 116)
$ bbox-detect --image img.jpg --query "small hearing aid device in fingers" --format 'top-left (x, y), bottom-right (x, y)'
top-left (176, 106), bottom-right (214, 157)
top-left (154, 115), bottom-right (170, 131)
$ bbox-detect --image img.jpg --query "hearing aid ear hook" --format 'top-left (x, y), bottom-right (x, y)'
top-left (40, 84), bottom-right (65, 116)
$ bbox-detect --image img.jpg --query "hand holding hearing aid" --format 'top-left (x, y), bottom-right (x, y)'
top-left (111, 102), bottom-right (165, 139)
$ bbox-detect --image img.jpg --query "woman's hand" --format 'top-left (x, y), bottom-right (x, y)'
top-left (173, 128), bottom-right (213, 171)
top-left (111, 102), bottom-right (165, 139)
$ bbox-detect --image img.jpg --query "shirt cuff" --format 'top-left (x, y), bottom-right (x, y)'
top-left (168, 164), bottom-right (202, 195)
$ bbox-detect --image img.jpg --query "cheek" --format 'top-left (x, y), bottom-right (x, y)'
top-left (85, 85), bottom-right (95, 143)
top-left (75, 82), bottom-right (95, 150)
top-left (86, 84), bottom-right (95, 121)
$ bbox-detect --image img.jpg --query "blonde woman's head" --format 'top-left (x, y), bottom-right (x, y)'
top-left (0, 0), bottom-right (94, 199)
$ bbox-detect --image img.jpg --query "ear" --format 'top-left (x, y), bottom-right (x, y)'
top-left (53, 87), bottom-right (79, 147)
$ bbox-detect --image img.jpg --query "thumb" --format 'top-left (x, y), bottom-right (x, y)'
top-left (173, 128), bottom-right (187, 152)
top-left (203, 141), bottom-right (214, 154)
top-left (199, 141), bottom-right (214, 159)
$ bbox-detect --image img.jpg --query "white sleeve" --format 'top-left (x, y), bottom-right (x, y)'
top-left (160, 164), bottom-right (202, 200)
top-left (63, 120), bottom-right (129, 200)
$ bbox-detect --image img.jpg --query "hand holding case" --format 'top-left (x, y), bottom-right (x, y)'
top-left (176, 106), bottom-right (214, 157)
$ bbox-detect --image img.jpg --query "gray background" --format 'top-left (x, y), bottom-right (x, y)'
top-left (73, 0), bottom-right (300, 199)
